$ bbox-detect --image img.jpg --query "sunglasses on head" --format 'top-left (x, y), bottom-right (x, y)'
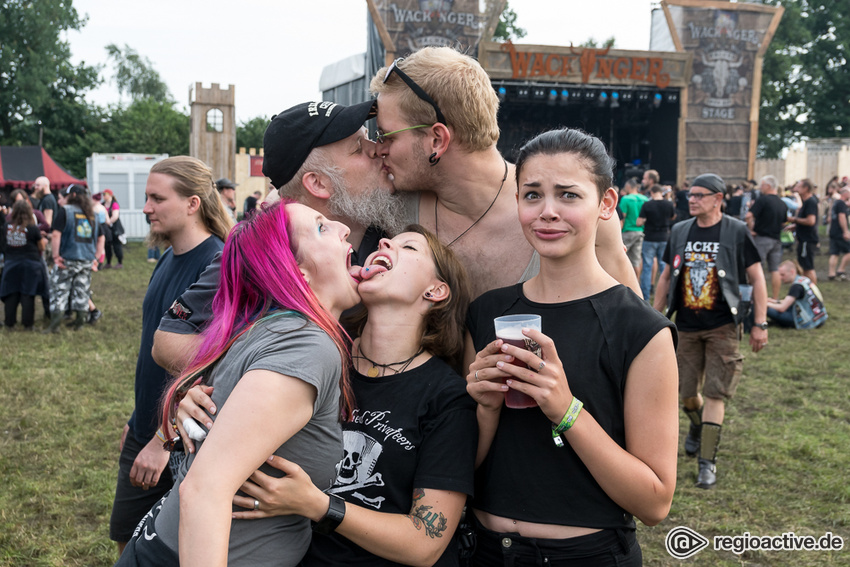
top-left (383, 58), bottom-right (447, 126)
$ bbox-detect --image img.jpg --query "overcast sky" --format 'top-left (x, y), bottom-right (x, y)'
top-left (67, 0), bottom-right (657, 123)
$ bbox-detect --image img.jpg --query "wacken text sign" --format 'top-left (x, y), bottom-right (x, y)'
top-left (367, 0), bottom-right (506, 58)
top-left (662, 0), bottom-right (783, 183)
top-left (479, 41), bottom-right (691, 89)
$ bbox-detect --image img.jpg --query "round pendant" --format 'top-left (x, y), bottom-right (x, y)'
top-left (367, 366), bottom-right (380, 378)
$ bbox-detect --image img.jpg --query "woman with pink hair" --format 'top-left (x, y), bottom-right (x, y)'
top-left (173, 225), bottom-right (478, 567)
top-left (115, 200), bottom-right (361, 566)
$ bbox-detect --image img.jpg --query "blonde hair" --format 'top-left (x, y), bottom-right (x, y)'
top-left (370, 47), bottom-right (499, 152)
top-left (149, 156), bottom-right (233, 242)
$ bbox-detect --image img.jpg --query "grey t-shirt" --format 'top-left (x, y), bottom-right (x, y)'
top-left (155, 313), bottom-right (343, 566)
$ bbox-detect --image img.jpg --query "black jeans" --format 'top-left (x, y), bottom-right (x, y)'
top-left (470, 514), bottom-right (641, 567)
top-left (4, 292), bottom-right (35, 328)
top-left (105, 232), bottom-right (124, 265)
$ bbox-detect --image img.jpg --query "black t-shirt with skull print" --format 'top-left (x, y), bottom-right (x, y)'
top-left (663, 220), bottom-right (761, 332)
top-left (303, 356), bottom-right (477, 567)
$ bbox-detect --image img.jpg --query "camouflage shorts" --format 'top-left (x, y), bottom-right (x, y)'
top-left (50, 260), bottom-right (92, 313)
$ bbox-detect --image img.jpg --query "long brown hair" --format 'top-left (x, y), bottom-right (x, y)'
top-left (65, 186), bottom-right (95, 223)
top-left (347, 225), bottom-right (471, 369)
top-left (149, 156), bottom-right (234, 243)
top-left (10, 199), bottom-right (35, 228)
top-left (409, 224), bottom-right (471, 370)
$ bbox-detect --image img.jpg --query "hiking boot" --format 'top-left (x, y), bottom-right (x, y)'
top-left (42, 312), bottom-right (63, 334)
top-left (696, 459), bottom-right (716, 489)
top-left (696, 422), bottom-right (722, 489)
top-left (88, 309), bottom-right (103, 324)
top-left (72, 311), bottom-right (87, 330)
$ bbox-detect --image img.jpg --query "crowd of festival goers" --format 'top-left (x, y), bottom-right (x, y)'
top-left (1, 46), bottom-right (843, 567)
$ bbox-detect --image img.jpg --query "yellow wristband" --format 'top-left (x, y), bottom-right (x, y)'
top-left (551, 396), bottom-right (583, 447)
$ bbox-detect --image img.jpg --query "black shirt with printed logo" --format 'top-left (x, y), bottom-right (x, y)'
top-left (663, 221), bottom-right (761, 332)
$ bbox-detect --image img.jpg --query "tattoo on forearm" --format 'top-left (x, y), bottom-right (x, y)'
top-left (407, 489), bottom-right (448, 539)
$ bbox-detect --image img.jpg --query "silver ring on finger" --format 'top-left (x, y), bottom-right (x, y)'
top-left (253, 499), bottom-right (260, 511)
top-left (474, 370), bottom-right (480, 382)
top-left (538, 361), bottom-right (546, 372)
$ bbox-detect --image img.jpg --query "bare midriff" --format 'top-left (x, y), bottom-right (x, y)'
top-left (474, 509), bottom-right (602, 539)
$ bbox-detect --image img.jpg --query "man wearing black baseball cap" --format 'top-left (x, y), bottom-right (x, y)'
top-left (654, 172), bottom-right (768, 489)
top-left (264, 100), bottom-right (405, 240)
top-left (151, 100), bottom-right (401, 371)
top-left (215, 177), bottom-right (238, 222)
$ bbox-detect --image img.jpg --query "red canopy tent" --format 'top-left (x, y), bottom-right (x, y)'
top-left (0, 146), bottom-right (87, 191)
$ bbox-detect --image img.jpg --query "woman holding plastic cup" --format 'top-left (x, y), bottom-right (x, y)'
top-left (465, 129), bottom-right (679, 565)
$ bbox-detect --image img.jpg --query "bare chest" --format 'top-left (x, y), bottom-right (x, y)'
top-left (446, 221), bottom-right (534, 299)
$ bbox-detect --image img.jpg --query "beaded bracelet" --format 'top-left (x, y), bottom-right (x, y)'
top-left (551, 396), bottom-right (583, 448)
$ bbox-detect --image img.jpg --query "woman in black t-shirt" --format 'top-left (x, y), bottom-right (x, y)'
top-left (465, 129), bottom-right (678, 566)
top-left (176, 225), bottom-right (478, 567)
top-left (1, 199), bottom-right (47, 329)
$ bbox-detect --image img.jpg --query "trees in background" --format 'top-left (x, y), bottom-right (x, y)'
top-left (10, 1), bottom-right (846, 173)
top-left (0, 2), bottom-right (191, 177)
top-left (758, 0), bottom-right (850, 157)
top-left (235, 116), bottom-right (269, 152)
top-left (0, 0), bottom-right (101, 166)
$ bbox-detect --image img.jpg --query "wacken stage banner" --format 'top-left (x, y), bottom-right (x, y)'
top-left (366, 0), bottom-right (506, 62)
top-left (662, 0), bottom-right (783, 184)
top-left (479, 41), bottom-right (692, 90)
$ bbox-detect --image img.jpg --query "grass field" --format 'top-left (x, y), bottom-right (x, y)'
top-left (1, 241), bottom-right (848, 566)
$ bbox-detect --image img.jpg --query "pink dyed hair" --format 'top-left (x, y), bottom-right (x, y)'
top-left (160, 199), bottom-right (354, 436)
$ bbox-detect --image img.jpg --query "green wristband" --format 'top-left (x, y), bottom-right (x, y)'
top-left (551, 396), bottom-right (583, 447)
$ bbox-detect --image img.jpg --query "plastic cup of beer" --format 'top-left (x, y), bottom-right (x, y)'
top-left (494, 314), bottom-right (542, 409)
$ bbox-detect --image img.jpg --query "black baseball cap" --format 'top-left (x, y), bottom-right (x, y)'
top-left (216, 178), bottom-right (238, 191)
top-left (263, 100), bottom-right (377, 188)
top-left (691, 173), bottom-right (725, 194)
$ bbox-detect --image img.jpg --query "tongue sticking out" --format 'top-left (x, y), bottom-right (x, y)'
top-left (349, 264), bottom-right (363, 282)
top-left (360, 265), bottom-right (388, 281)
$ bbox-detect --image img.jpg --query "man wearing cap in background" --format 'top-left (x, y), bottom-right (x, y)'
top-left (151, 100), bottom-right (402, 372)
top-left (215, 177), bottom-right (238, 222)
top-left (654, 173), bottom-right (768, 489)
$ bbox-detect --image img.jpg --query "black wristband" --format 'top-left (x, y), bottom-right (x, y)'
top-left (312, 494), bottom-right (346, 535)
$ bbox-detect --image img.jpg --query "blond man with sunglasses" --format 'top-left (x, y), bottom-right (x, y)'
top-left (369, 47), bottom-right (639, 299)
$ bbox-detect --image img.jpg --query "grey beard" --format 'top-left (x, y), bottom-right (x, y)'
top-left (328, 185), bottom-right (407, 237)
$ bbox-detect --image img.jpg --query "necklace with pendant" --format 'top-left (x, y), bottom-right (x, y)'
top-left (435, 157), bottom-right (508, 247)
top-left (355, 343), bottom-right (425, 377)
